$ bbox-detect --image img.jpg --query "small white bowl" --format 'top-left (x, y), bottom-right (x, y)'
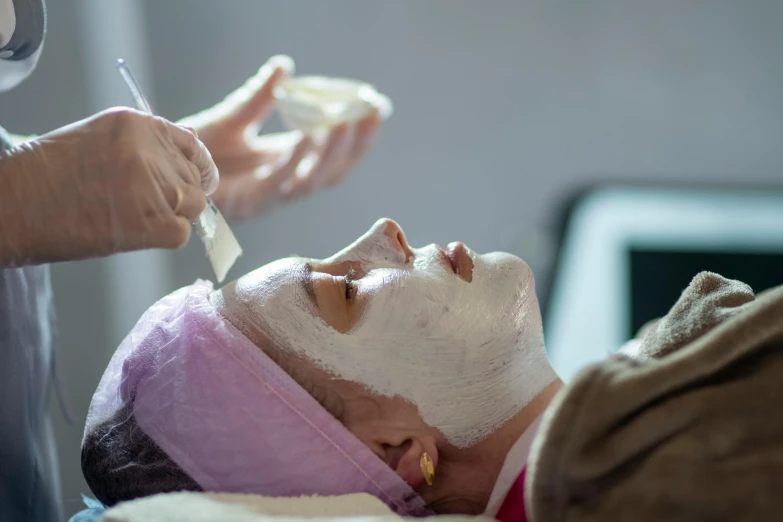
top-left (274, 75), bottom-right (393, 136)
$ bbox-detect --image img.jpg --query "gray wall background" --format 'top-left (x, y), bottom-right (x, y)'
top-left (1, 0), bottom-right (782, 518)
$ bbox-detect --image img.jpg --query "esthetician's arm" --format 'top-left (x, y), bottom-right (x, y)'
top-left (0, 108), bottom-right (217, 266)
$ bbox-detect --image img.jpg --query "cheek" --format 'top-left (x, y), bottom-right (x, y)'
top-left (340, 393), bottom-right (383, 426)
top-left (334, 389), bottom-right (386, 446)
top-left (314, 260), bottom-right (366, 279)
top-left (361, 280), bottom-right (454, 333)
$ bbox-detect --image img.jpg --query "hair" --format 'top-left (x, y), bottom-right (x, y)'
top-left (81, 402), bottom-right (201, 506)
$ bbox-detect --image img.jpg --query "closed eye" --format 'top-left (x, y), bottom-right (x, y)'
top-left (344, 268), bottom-right (357, 300)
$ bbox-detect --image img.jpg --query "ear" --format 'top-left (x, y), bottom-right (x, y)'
top-left (381, 436), bottom-right (439, 489)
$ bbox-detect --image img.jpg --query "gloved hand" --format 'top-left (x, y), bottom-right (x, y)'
top-left (0, 107), bottom-right (218, 266)
top-left (179, 55), bottom-right (382, 221)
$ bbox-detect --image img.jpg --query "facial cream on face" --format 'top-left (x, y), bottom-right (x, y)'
top-left (222, 219), bottom-right (557, 448)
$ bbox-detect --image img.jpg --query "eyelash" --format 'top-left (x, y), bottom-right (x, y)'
top-left (344, 268), bottom-right (357, 300)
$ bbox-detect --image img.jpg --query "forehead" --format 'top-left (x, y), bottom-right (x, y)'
top-left (233, 257), bottom-right (314, 310)
top-left (236, 257), bottom-right (303, 284)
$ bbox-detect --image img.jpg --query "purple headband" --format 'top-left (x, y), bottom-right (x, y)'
top-left (84, 280), bottom-right (430, 516)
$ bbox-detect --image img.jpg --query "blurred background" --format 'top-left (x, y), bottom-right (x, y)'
top-left (2, 0), bottom-right (783, 517)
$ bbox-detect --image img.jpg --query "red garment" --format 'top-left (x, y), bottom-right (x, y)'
top-left (494, 466), bottom-right (527, 522)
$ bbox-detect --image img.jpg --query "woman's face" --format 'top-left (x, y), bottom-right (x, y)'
top-left (219, 218), bottom-right (552, 448)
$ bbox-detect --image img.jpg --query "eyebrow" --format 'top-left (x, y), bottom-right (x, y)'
top-left (302, 262), bottom-right (318, 309)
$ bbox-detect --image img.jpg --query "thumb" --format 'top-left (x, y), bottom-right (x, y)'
top-left (154, 216), bottom-right (193, 250)
top-left (219, 54), bottom-right (295, 132)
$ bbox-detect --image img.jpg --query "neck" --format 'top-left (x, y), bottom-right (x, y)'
top-left (429, 378), bottom-right (563, 514)
top-left (481, 378), bottom-right (563, 493)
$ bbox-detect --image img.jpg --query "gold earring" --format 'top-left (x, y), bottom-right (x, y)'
top-left (420, 452), bottom-right (435, 486)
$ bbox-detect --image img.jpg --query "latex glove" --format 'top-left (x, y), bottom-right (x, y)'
top-left (179, 55), bottom-right (382, 221)
top-left (0, 107), bottom-right (218, 266)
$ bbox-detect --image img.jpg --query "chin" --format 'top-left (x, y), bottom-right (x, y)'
top-left (479, 252), bottom-right (536, 296)
top-left (481, 251), bottom-right (532, 273)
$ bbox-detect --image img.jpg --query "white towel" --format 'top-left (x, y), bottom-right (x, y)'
top-left (99, 491), bottom-right (494, 522)
top-left (100, 492), bottom-right (395, 521)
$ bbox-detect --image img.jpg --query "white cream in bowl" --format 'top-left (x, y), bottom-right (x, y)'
top-left (274, 75), bottom-right (393, 136)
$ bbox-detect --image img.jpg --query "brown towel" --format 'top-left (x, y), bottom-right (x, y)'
top-left (527, 272), bottom-right (783, 522)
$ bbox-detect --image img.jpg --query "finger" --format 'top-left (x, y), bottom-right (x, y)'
top-left (233, 135), bottom-right (313, 217)
top-left (174, 183), bottom-right (207, 221)
top-left (219, 55), bottom-right (295, 132)
top-left (181, 125), bottom-right (199, 137)
top-left (146, 212), bottom-right (193, 250)
top-left (248, 129), bottom-right (302, 154)
top-left (168, 123), bottom-right (220, 195)
top-left (259, 134), bottom-right (313, 186)
top-left (351, 109), bottom-right (382, 160)
top-left (325, 110), bottom-right (381, 186)
top-left (170, 148), bottom-right (204, 191)
top-left (222, 130), bottom-right (302, 173)
top-left (160, 216), bottom-right (193, 249)
top-left (302, 123), bottom-right (351, 191)
top-left (281, 170), bottom-right (317, 202)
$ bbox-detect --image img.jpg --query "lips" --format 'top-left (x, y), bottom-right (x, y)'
top-left (446, 242), bottom-right (474, 282)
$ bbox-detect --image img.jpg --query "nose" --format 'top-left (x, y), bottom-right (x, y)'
top-left (376, 219), bottom-right (414, 263)
top-left (324, 218), bottom-right (415, 270)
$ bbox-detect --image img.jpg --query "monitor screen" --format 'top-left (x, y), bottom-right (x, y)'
top-left (628, 248), bottom-right (783, 338)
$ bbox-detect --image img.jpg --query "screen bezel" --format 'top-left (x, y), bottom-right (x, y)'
top-left (544, 185), bottom-right (783, 381)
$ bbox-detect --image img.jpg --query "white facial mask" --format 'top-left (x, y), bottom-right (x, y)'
top-left (222, 219), bottom-right (557, 448)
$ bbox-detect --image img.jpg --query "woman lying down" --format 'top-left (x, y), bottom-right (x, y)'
top-left (81, 218), bottom-right (783, 522)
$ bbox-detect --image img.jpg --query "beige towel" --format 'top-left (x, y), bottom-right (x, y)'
top-left (528, 272), bottom-right (783, 522)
